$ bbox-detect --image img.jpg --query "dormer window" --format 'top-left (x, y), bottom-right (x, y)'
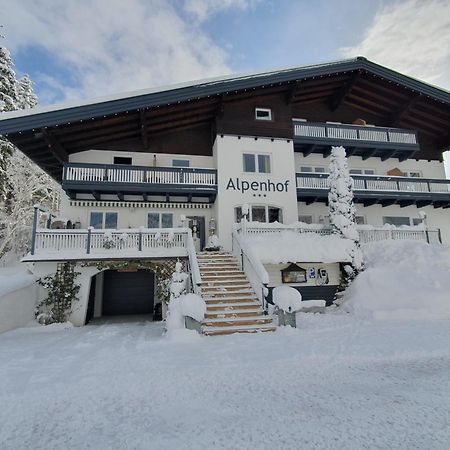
top-left (255, 107), bottom-right (272, 121)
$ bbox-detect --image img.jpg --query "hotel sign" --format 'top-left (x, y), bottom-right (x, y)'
top-left (226, 177), bottom-right (290, 194)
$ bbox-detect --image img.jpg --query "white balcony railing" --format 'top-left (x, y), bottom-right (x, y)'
top-left (293, 121), bottom-right (418, 145)
top-left (296, 173), bottom-right (450, 194)
top-left (64, 163), bottom-right (217, 186)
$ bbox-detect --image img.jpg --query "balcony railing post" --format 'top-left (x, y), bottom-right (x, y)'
top-left (87, 227), bottom-right (93, 254)
top-left (138, 227), bottom-right (143, 251)
top-left (425, 230), bottom-right (430, 243)
top-left (438, 229), bottom-right (442, 244)
top-left (30, 205), bottom-right (39, 255)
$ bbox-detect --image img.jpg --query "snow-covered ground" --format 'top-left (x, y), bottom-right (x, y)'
top-left (1, 240), bottom-right (450, 449)
top-left (0, 315), bottom-right (450, 449)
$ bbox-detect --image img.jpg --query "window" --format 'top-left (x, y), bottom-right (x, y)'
top-left (172, 159), bottom-right (190, 168)
top-left (89, 212), bottom-right (118, 229)
top-left (255, 107), bottom-right (272, 121)
top-left (268, 207), bottom-right (282, 223)
top-left (298, 215), bottom-right (313, 224)
top-left (383, 216), bottom-right (410, 226)
top-left (161, 213), bottom-right (173, 228)
top-left (350, 169), bottom-right (375, 175)
top-left (252, 206), bottom-right (266, 223)
top-left (147, 213), bottom-right (173, 228)
top-left (234, 205), bottom-right (283, 224)
top-left (403, 171), bottom-right (422, 178)
top-left (300, 166), bottom-right (325, 173)
top-left (355, 216), bottom-right (366, 225)
top-left (258, 154), bottom-right (271, 174)
top-left (412, 218), bottom-right (424, 226)
top-left (243, 154), bottom-right (256, 173)
top-left (243, 153), bottom-right (271, 174)
top-left (113, 156), bottom-right (132, 165)
top-left (148, 213), bottom-right (160, 228)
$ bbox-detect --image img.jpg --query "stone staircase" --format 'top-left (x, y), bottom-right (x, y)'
top-left (197, 251), bottom-right (276, 336)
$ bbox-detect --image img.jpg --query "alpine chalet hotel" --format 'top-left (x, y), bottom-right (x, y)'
top-left (1, 57), bottom-right (449, 334)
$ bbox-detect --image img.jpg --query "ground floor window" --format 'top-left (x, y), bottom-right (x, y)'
top-left (147, 213), bottom-right (173, 228)
top-left (234, 205), bottom-right (283, 223)
top-left (383, 216), bottom-right (411, 226)
top-left (89, 212), bottom-right (118, 229)
top-left (298, 215), bottom-right (313, 224)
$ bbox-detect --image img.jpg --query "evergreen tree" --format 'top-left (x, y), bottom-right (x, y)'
top-left (16, 74), bottom-right (38, 109)
top-left (0, 45), bottom-right (18, 199)
top-left (328, 146), bottom-right (362, 271)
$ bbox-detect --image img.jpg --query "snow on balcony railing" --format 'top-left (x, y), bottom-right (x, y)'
top-left (296, 172), bottom-right (450, 194)
top-left (63, 163), bottom-right (217, 186)
top-left (29, 227), bottom-right (195, 259)
top-left (234, 222), bottom-right (442, 244)
top-left (293, 121), bottom-right (417, 145)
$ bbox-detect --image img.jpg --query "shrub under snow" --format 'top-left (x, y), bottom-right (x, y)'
top-left (343, 240), bottom-right (450, 320)
top-left (181, 293), bottom-right (206, 322)
top-left (273, 285), bottom-right (303, 313)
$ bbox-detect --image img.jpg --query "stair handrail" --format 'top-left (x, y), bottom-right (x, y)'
top-left (231, 229), bottom-right (270, 312)
top-left (186, 229), bottom-right (202, 294)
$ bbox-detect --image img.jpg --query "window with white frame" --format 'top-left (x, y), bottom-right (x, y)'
top-left (299, 166), bottom-right (326, 173)
top-left (403, 170), bottom-right (422, 178)
top-left (113, 156), bottom-right (132, 165)
top-left (147, 213), bottom-right (173, 228)
top-left (383, 216), bottom-right (411, 226)
top-left (255, 107), bottom-right (272, 121)
top-left (350, 168), bottom-right (375, 175)
top-left (234, 205), bottom-right (283, 223)
top-left (89, 212), bottom-right (118, 229)
top-left (243, 153), bottom-right (271, 174)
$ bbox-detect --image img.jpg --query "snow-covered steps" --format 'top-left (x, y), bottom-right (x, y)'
top-left (202, 323), bottom-right (277, 336)
top-left (197, 251), bottom-right (275, 336)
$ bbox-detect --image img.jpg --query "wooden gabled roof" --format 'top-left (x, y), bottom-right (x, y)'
top-left (0, 56), bottom-right (449, 180)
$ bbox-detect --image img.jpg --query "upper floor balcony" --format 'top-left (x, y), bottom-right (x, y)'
top-left (296, 172), bottom-right (450, 208)
top-left (62, 163), bottom-right (218, 202)
top-left (293, 120), bottom-right (419, 161)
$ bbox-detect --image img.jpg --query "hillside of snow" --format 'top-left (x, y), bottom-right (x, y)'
top-left (343, 241), bottom-right (450, 320)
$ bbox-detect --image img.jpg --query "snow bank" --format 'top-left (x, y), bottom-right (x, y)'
top-left (273, 285), bottom-right (302, 313)
top-left (343, 241), bottom-right (450, 320)
top-left (181, 293), bottom-right (206, 322)
top-left (0, 266), bottom-right (36, 297)
top-left (245, 231), bottom-right (353, 264)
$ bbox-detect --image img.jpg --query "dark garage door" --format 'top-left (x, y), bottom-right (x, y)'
top-left (103, 270), bottom-right (154, 316)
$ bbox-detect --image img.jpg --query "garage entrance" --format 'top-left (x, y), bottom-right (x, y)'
top-left (86, 269), bottom-right (156, 324)
top-left (102, 269), bottom-right (155, 316)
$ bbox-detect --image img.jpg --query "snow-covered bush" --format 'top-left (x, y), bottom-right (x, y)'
top-left (181, 293), bottom-right (206, 322)
top-left (273, 285), bottom-right (303, 313)
top-left (205, 234), bottom-right (221, 250)
top-left (37, 263), bottom-right (81, 324)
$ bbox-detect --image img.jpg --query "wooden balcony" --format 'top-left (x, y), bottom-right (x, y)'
top-left (293, 120), bottom-right (419, 161)
top-left (296, 172), bottom-right (450, 208)
top-left (62, 163), bottom-right (218, 202)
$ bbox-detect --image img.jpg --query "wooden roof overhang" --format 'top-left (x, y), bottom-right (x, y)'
top-left (0, 57), bottom-right (450, 181)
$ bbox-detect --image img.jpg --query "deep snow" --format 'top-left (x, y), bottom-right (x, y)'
top-left (1, 315), bottom-right (450, 450)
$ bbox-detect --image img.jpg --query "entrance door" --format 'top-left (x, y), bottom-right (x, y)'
top-left (102, 269), bottom-right (154, 316)
top-left (187, 216), bottom-right (206, 251)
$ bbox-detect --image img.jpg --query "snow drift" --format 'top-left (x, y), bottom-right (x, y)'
top-left (343, 241), bottom-right (450, 320)
top-left (273, 285), bottom-right (302, 313)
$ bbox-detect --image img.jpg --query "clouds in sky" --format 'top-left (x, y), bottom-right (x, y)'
top-left (1, 0), bottom-right (449, 107)
top-left (1, 0), bottom-right (257, 103)
top-left (342, 0), bottom-right (450, 90)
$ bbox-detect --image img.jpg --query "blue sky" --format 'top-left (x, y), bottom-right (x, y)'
top-left (1, 0), bottom-right (449, 106)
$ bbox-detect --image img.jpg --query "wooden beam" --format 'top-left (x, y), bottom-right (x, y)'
top-left (362, 148), bottom-right (378, 161)
top-left (329, 71), bottom-right (360, 111)
top-left (285, 81), bottom-right (301, 105)
top-left (322, 147), bottom-right (332, 158)
top-left (41, 129), bottom-right (68, 163)
top-left (381, 149), bottom-right (397, 161)
top-left (140, 109), bottom-right (149, 150)
top-left (302, 144), bottom-right (316, 157)
top-left (389, 95), bottom-right (421, 127)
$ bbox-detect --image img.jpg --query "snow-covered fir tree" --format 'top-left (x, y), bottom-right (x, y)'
top-left (0, 45), bottom-right (18, 199)
top-left (16, 74), bottom-right (38, 109)
top-left (328, 146), bottom-right (362, 271)
top-left (0, 44), bottom-right (59, 261)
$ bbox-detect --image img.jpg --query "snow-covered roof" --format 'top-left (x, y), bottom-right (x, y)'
top-left (0, 56), bottom-right (449, 135)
